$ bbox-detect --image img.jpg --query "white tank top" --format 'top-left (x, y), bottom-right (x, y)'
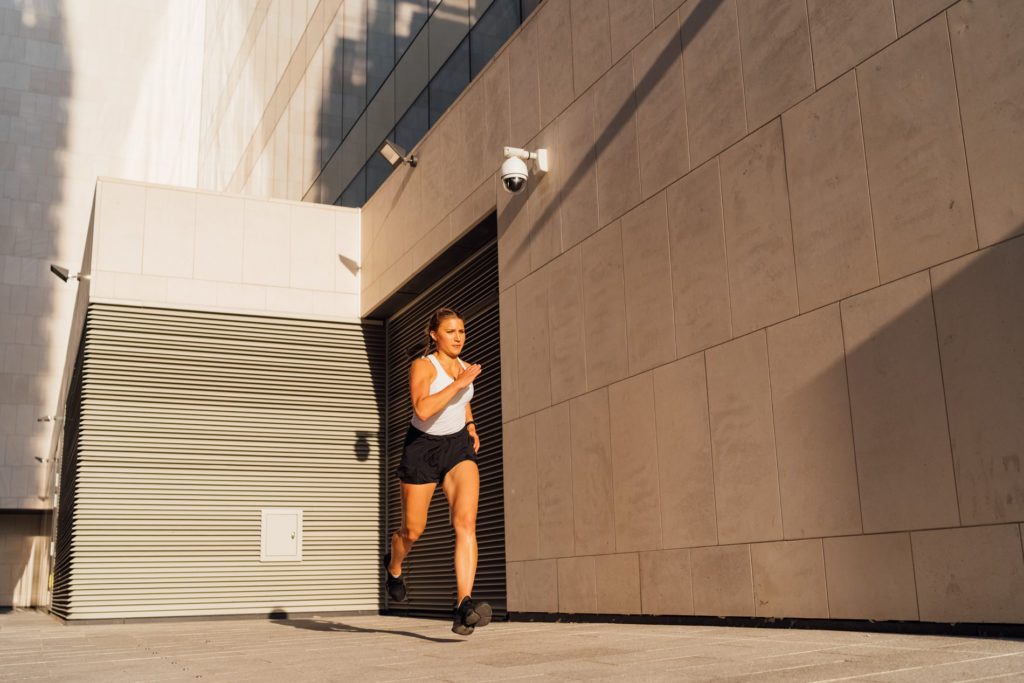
top-left (409, 354), bottom-right (474, 435)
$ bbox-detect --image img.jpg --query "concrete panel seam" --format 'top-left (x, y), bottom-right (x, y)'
top-left (942, 10), bottom-right (982, 251)
top-left (701, 351), bottom-right (722, 546)
top-left (836, 299), bottom-right (868, 536)
top-left (776, 115), bottom-right (803, 313)
top-left (926, 268), bottom-right (963, 528)
top-left (851, 69), bottom-right (884, 300)
top-left (730, 0), bottom-right (751, 131)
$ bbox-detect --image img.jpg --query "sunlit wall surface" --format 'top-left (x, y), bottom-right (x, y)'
top-left (0, 0), bottom-right (205, 607)
top-left (198, 0), bottom-right (539, 207)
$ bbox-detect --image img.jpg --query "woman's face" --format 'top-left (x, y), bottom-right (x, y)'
top-left (431, 316), bottom-right (465, 356)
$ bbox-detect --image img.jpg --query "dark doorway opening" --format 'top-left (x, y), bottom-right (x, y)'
top-left (379, 213), bottom-right (505, 619)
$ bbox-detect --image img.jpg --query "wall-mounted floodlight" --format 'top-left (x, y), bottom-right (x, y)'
top-left (501, 147), bottom-right (548, 194)
top-left (377, 139), bottom-right (417, 168)
top-left (38, 415), bottom-right (61, 422)
top-left (49, 264), bottom-right (89, 282)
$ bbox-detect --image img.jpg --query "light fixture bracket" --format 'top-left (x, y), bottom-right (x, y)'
top-left (377, 139), bottom-right (417, 168)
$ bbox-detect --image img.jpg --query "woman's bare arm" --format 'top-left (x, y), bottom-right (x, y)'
top-left (410, 358), bottom-right (481, 421)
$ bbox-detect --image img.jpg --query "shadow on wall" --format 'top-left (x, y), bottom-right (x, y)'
top-left (0, 0), bottom-right (71, 607)
top-left (498, 0), bottom-right (726, 261)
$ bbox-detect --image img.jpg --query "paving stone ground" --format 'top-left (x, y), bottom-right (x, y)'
top-left (2, 609), bottom-right (1023, 682)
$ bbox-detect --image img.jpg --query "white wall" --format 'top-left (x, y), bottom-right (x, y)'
top-left (89, 178), bottom-right (361, 321)
top-left (0, 0), bottom-right (205, 513)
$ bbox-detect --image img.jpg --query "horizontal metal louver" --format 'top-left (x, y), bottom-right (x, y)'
top-left (385, 237), bottom-right (505, 619)
top-left (53, 303), bottom-right (384, 619)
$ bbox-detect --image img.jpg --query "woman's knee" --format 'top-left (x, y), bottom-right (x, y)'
top-left (451, 511), bottom-right (476, 537)
top-left (398, 524), bottom-right (425, 544)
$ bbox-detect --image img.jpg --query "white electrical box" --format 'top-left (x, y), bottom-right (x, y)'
top-left (260, 508), bottom-right (302, 562)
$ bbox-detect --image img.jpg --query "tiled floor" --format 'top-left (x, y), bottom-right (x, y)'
top-left (1, 609), bottom-right (1023, 682)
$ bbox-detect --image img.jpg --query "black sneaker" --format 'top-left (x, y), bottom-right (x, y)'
top-left (452, 596), bottom-right (491, 635)
top-left (383, 553), bottom-right (407, 602)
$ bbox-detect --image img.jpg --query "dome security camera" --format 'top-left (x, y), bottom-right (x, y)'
top-left (501, 156), bottom-right (529, 193)
top-left (501, 147), bottom-right (548, 194)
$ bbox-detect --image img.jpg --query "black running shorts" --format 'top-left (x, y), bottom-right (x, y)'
top-left (397, 424), bottom-right (477, 485)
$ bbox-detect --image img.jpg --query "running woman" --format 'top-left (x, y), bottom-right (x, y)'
top-left (383, 307), bottom-right (492, 635)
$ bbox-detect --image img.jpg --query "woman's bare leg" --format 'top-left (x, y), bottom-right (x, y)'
top-left (443, 460), bottom-right (480, 600)
top-left (389, 482), bottom-right (436, 575)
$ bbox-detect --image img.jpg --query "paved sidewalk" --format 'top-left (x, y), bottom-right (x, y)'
top-left (2, 609), bottom-right (1023, 682)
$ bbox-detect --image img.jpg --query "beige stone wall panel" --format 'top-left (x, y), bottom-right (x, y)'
top-left (807, 0), bottom-right (897, 87)
top-left (497, 172), bottom-right (532, 290)
top-left (499, 285), bottom-right (519, 420)
top-left (654, 0), bottom-right (687, 25)
top-left (546, 247), bottom-right (587, 404)
top-left (620, 193), bottom-right (676, 374)
top-left (461, 54), bottom-right (511, 197)
top-left (750, 539), bottom-right (828, 618)
top-left (782, 73), bottom-right (879, 312)
top-left (691, 544), bottom-right (755, 617)
top-left (557, 555), bottom-right (598, 613)
top-left (527, 123), bottom-right (564, 272)
top-left (570, 0), bottom-right (612, 96)
top-left (665, 159), bottom-right (733, 357)
top-left (767, 305), bottom-right (862, 539)
top-left (520, 558), bottom-right (560, 612)
top-left (652, 353), bottom-right (718, 549)
top-left (593, 56), bottom-right (643, 228)
top-left (894, 0), bottom-right (956, 35)
top-left (609, 0), bottom-right (654, 64)
top-left (947, 0), bottom-right (1024, 247)
top-left (633, 11), bottom-right (691, 199)
top-left (680, 0), bottom-right (747, 166)
top-left (555, 90), bottom-right (601, 250)
top-left (451, 174), bottom-right (497, 240)
top-left (506, 560), bottom-right (525, 611)
top-left (569, 389), bottom-right (616, 555)
top-left (514, 266), bottom-right (553, 414)
top-left (596, 552), bottom-right (642, 614)
top-left (535, 0), bottom-right (576, 129)
top-left (609, 373), bottom-right (663, 553)
top-left (931, 237), bottom-right (1024, 526)
top-left (823, 533), bottom-right (919, 621)
top-left (719, 119), bottom-right (799, 336)
top-left (508, 18), bottom-right (541, 146)
top-left (639, 548), bottom-right (694, 615)
top-left (535, 402), bottom-right (576, 558)
top-left (580, 222), bottom-right (628, 389)
top-left (840, 272), bottom-right (960, 533)
top-left (503, 414), bottom-right (540, 561)
top-left (735, 0), bottom-right (814, 129)
top-left (706, 331), bottom-right (784, 544)
top-left (911, 524), bottom-right (1024, 623)
top-left (857, 15), bottom-right (977, 282)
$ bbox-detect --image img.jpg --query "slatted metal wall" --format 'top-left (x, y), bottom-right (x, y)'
top-left (384, 240), bottom-right (505, 618)
top-left (51, 303), bottom-right (385, 619)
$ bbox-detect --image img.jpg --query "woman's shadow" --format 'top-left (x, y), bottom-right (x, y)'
top-left (273, 617), bottom-right (464, 643)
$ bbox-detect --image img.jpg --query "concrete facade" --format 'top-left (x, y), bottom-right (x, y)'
top-left (360, 0), bottom-right (1024, 624)
top-left (1, 0), bottom-right (1022, 626)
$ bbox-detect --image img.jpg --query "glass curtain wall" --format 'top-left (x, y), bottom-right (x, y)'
top-left (324, 0), bottom-right (539, 208)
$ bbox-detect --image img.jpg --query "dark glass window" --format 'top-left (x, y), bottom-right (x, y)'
top-left (366, 0), bottom-right (396, 98)
top-left (521, 0), bottom-right (541, 19)
top-left (395, 88), bottom-right (429, 153)
top-left (339, 166), bottom-right (367, 208)
top-left (429, 38), bottom-right (470, 125)
top-left (366, 150), bottom-right (395, 199)
top-left (470, 0), bottom-right (520, 79)
top-left (341, 0), bottom-right (368, 139)
top-left (395, 0), bottom-right (429, 61)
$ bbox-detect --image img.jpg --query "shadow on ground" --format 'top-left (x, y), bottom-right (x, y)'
top-left (273, 617), bottom-right (463, 643)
